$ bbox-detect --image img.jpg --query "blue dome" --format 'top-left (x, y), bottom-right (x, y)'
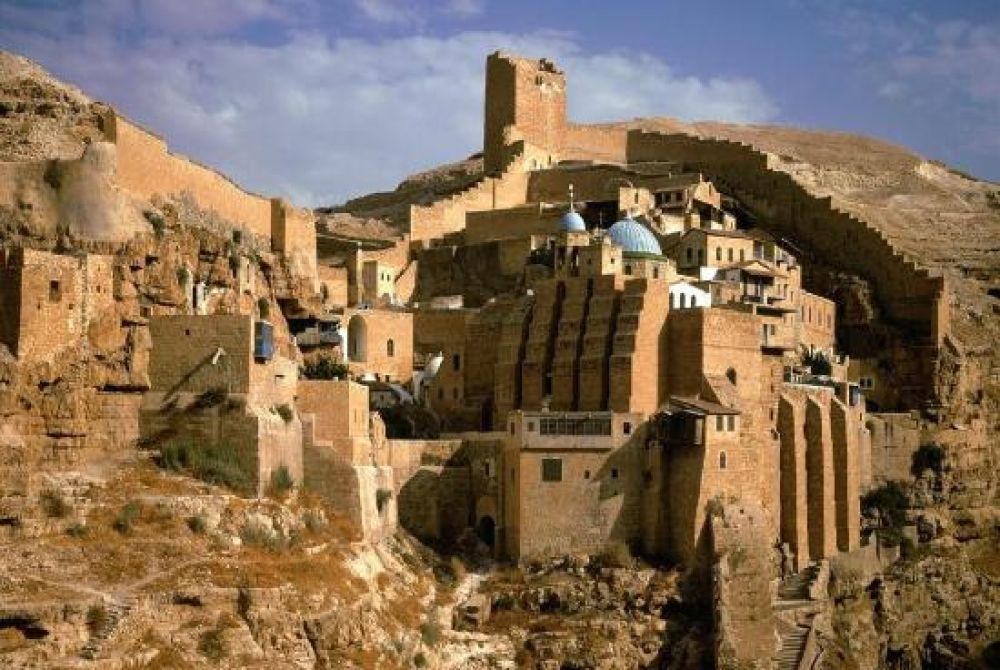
top-left (607, 217), bottom-right (662, 255)
top-left (559, 211), bottom-right (586, 232)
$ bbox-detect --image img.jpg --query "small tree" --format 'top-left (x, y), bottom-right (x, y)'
top-left (911, 443), bottom-right (945, 476)
top-left (301, 355), bottom-right (348, 380)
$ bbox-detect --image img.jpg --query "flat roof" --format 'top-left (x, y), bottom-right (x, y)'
top-left (659, 396), bottom-right (741, 416)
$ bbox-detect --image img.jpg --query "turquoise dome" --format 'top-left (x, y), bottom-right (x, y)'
top-left (559, 210), bottom-right (586, 232)
top-left (607, 217), bottom-right (662, 255)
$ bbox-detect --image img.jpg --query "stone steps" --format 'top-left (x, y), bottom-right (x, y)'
top-left (80, 597), bottom-right (135, 660)
top-left (775, 625), bottom-right (810, 670)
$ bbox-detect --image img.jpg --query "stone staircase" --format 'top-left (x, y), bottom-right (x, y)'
top-left (775, 624), bottom-right (811, 670)
top-left (773, 565), bottom-right (821, 669)
top-left (80, 596), bottom-right (135, 660)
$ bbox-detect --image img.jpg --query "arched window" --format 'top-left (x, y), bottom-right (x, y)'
top-left (728, 248), bottom-right (734, 262)
top-left (680, 293), bottom-right (687, 308)
top-left (716, 247), bottom-right (722, 261)
top-left (387, 338), bottom-right (395, 357)
top-left (719, 451), bottom-right (728, 469)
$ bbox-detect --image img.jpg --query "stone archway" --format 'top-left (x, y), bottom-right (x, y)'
top-left (347, 314), bottom-right (367, 362)
top-left (476, 515), bottom-right (496, 548)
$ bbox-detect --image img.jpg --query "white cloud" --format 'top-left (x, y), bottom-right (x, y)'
top-left (0, 17), bottom-right (777, 206)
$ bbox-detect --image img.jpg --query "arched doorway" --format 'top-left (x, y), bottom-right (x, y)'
top-left (476, 515), bottom-right (496, 548)
top-left (347, 315), bottom-right (367, 362)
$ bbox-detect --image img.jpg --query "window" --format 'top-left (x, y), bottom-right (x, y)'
top-left (541, 458), bottom-right (563, 482)
top-left (509, 422), bottom-right (515, 435)
top-left (716, 415), bottom-right (724, 431)
top-left (716, 247), bottom-right (722, 261)
top-left (623, 421), bottom-right (632, 435)
top-left (719, 451), bottom-right (728, 469)
top-left (584, 469), bottom-right (591, 479)
top-left (387, 339), bottom-right (395, 357)
top-left (727, 415), bottom-right (736, 431)
top-left (653, 267), bottom-right (659, 279)
top-left (48, 280), bottom-right (61, 302)
top-left (697, 249), bottom-right (704, 264)
top-left (728, 248), bottom-right (734, 262)
top-left (453, 353), bottom-right (461, 371)
top-left (740, 249), bottom-right (745, 262)
top-left (624, 265), bottom-right (632, 275)
top-left (726, 368), bottom-right (737, 384)
top-left (611, 468), bottom-right (619, 480)
top-left (438, 388), bottom-right (444, 400)
top-left (680, 294), bottom-right (687, 308)
top-left (484, 460), bottom-right (494, 477)
top-left (686, 248), bottom-right (693, 262)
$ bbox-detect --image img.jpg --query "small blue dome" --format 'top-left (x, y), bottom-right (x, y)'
top-left (607, 217), bottom-right (662, 255)
top-left (560, 211), bottom-right (586, 232)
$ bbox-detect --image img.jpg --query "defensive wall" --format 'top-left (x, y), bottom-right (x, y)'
top-left (624, 131), bottom-right (949, 347)
top-left (407, 141), bottom-right (532, 243)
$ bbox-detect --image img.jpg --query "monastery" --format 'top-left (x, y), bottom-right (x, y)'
top-left (0, 52), bottom-right (950, 580)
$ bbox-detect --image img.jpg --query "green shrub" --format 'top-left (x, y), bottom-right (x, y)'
top-left (275, 404), bottom-right (294, 423)
top-left (413, 651), bottom-right (427, 667)
top-left (419, 618), bottom-right (441, 646)
top-left (86, 605), bottom-right (108, 635)
top-left (66, 522), bottom-right (87, 538)
top-left (231, 229), bottom-right (242, 245)
top-left (158, 442), bottom-right (254, 495)
top-left (192, 386), bottom-right (227, 409)
top-left (113, 501), bottom-right (142, 534)
top-left (804, 350), bottom-right (832, 376)
top-left (144, 210), bottom-right (165, 237)
top-left (595, 540), bottom-right (633, 569)
top-left (911, 443), bottom-right (945, 476)
top-left (239, 523), bottom-right (286, 552)
top-left (197, 628), bottom-right (227, 662)
top-left (186, 515), bottom-right (207, 534)
top-left (301, 355), bottom-right (348, 380)
top-left (862, 481), bottom-right (909, 529)
top-left (40, 490), bottom-right (69, 518)
top-left (269, 465), bottom-right (294, 494)
top-left (376, 488), bottom-right (393, 513)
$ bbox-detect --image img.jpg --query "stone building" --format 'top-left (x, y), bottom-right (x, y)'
top-left (139, 314), bottom-right (303, 495)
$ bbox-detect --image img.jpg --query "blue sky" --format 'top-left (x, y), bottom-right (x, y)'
top-left (1, 0), bottom-right (997, 206)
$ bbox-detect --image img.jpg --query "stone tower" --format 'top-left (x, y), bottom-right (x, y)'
top-left (483, 52), bottom-right (567, 174)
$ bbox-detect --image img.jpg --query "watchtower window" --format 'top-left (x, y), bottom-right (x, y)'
top-left (48, 280), bottom-right (61, 302)
top-left (719, 451), bottom-right (728, 469)
top-left (387, 339), bottom-right (395, 357)
top-left (541, 458), bottom-right (562, 482)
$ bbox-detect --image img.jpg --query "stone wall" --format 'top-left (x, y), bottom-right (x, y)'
top-left (343, 308), bottom-right (413, 384)
top-left (148, 314), bottom-right (254, 395)
top-left (866, 412), bottom-right (923, 484)
top-left (625, 132), bottom-right (949, 349)
top-left (297, 380), bottom-right (372, 464)
top-left (710, 502), bottom-right (777, 669)
top-left (107, 113), bottom-right (274, 240)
